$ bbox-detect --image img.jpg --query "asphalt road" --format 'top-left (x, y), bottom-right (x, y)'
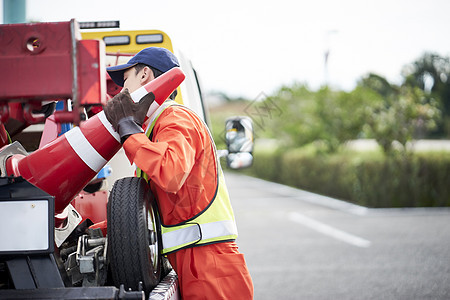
top-left (225, 171), bottom-right (450, 300)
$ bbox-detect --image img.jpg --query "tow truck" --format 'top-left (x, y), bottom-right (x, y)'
top-left (0, 19), bottom-right (254, 299)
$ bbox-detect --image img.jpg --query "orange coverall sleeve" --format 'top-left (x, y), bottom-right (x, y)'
top-left (121, 108), bottom-right (197, 193)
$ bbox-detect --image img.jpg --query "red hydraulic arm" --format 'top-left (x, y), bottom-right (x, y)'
top-left (0, 19), bottom-right (106, 146)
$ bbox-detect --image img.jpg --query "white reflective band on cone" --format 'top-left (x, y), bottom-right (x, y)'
top-left (130, 86), bottom-right (148, 103)
top-left (98, 111), bottom-right (120, 142)
top-left (162, 220), bottom-right (238, 250)
top-left (131, 87), bottom-right (161, 126)
top-left (65, 127), bottom-right (107, 172)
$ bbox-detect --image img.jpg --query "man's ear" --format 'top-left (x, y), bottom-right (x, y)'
top-left (141, 66), bottom-right (154, 84)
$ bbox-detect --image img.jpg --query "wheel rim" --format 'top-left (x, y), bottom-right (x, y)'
top-left (147, 206), bottom-right (159, 271)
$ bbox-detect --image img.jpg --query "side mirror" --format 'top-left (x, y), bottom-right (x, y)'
top-left (225, 116), bottom-right (254, 169)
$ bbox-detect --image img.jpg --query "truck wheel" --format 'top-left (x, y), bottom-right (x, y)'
top-left (107, 177), bottom-right (162, 294)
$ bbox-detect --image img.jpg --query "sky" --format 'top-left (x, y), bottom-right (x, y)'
top-left (3, 0), bottom-right (450, 99)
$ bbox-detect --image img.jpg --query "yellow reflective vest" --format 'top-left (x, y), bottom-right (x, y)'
top-left (137, 100), bottom-right (238, 255)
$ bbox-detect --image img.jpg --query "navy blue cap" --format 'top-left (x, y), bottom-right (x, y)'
top-left (107, 47), bottom-right (180, 87)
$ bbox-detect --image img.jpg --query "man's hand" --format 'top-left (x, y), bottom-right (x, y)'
top-left (104, 89), bottom-right (155, 143)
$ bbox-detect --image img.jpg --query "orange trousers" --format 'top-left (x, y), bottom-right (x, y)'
top-left (168, 241), bottom-right (254, 300)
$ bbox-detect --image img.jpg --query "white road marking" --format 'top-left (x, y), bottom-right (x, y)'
top-left (288, 212), bottom-right (371, 248)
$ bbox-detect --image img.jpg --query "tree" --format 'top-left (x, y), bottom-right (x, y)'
top-left (358, 73), bottom-right (398, 99)
top-left (402, 52), bottom-right (450, 136)
top-left (267, 84), bottom-right (378, 152)
top-left (364, 85), bottom-right (440, 153)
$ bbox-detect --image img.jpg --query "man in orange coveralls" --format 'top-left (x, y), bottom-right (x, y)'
top-left (104, 47), bottom-right (254, 299)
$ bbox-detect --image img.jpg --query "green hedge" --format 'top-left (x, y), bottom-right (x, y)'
top-left (244, 148), bottom-right (450, 208)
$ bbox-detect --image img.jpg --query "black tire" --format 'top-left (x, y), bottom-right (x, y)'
top-left (107, 177), bottom-right (162, 294)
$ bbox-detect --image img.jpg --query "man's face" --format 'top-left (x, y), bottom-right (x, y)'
top-left (122, 66), bottom-right (154, 93)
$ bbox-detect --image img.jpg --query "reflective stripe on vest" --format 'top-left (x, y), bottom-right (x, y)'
top-left (136, 100), bottom-right (238, 255)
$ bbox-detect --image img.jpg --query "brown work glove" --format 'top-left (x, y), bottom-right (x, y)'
top-left (104, 89), bottom-right (155, 129)
top-left (104, 89), bottom-right (155, 143)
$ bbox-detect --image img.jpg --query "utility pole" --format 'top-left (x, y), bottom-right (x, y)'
top-left (3, 0), bottom-right (26, 24)
top-left (324, 30), bottom-right (338, 87)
